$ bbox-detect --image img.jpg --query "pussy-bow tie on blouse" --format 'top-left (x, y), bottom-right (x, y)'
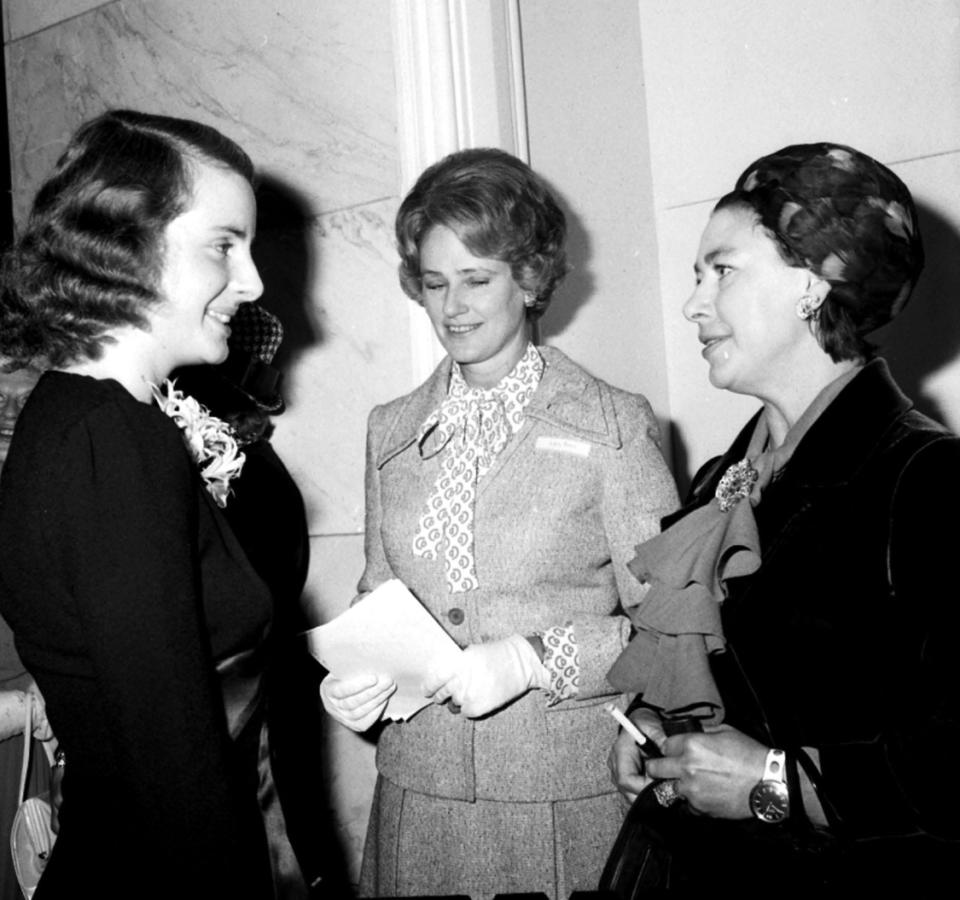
top-left (413, 345), bottom-right (543, 593)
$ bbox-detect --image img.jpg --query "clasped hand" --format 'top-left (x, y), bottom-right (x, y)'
top-left (422, 634), bottom-right (549, 719)
top-left (320, 634), bottom-right (548, 727)
top-left (609, 711), bottom-right (768, 818)
top-left (319, 672), bottom-right (396, 732)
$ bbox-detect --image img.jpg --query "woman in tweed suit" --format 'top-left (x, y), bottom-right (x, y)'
top-left (321, 148), bottom-right (678, 899)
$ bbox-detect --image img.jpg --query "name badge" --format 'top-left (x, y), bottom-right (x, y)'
top-left (535, 436), bottom-right (591, 457)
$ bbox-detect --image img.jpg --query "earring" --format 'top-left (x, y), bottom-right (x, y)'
top-left (523, 293), bottom-right (535, 307)
top-left (796, 294), bottom-right (818, 321)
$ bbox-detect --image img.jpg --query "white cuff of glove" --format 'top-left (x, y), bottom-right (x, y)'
top-left (442, 633), bottom-right (550, 718)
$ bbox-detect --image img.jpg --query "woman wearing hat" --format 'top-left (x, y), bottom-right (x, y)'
top-left (607, 143), bottom-right (960, 890)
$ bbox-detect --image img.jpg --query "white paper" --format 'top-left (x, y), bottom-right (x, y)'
top-left (304, 579), bottom-right (463, 721)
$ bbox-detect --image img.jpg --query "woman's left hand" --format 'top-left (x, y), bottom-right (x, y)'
top-left (644, 724), bottom-right (768, 819)
top-left (422, 634), bottom-right (549, 718)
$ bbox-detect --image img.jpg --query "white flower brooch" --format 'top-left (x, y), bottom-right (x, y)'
top-left (151, 379), bottom-right (245, 508)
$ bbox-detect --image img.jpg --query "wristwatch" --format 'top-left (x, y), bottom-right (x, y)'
top-left (748, 748), bottom-right (790, 823)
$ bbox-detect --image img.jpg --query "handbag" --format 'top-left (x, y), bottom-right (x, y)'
top-left (600, 779), bottom-right (844, 896)
top-left (9, 692), bottom-right (57, 899)
top-left (598, 716), bottom-right (701, 897)
top-left (598, 782), bottom-right (677, 897)
top-left (599, 710), bottom-right (845, 894)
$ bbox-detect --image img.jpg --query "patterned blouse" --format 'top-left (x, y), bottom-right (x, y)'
top-left (412, 344), bottom-right (579, 701)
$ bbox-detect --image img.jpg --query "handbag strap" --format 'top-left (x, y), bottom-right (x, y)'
top-left (18, 692), bottom-right (32, 806)
top-left (725, 642), bottom-right (844, 836)
top-left (17, 692), bottom-right (55, 806)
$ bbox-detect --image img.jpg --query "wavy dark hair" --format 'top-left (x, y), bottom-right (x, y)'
top-left (396, 148), bottom-right (567, 318)
top-left (715, 142), bottom-right (923, 363)
top-left (0, 109), bottom-right (255, 367)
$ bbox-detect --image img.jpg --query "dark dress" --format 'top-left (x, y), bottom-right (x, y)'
top-left (224, 438), bottom-right (353, 899)
top-left (631, 360), bottom-right (960, 890)
top-left (0, 372), bottom-right (273, 898)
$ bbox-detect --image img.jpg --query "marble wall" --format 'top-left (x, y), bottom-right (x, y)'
top-left (3, 0), bottom-right (405, 880)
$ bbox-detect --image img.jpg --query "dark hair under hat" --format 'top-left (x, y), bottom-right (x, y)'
top-left (717, 142), bottom-right (924, 362)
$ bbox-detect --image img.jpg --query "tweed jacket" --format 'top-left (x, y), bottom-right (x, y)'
top-left (670, 359), bottom-right (960, 876)
top-left (359, 347), bottom-right (678, 802)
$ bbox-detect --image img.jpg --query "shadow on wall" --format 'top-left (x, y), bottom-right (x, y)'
top-left (533, 178), bottom-right (596, 345)
top-left (250, 175), bottom-right (327, 613)
top-left (668, 420), bottom-right (693, 501)
top-left (876, 200), bottom-right (960, 427)
top-left (253, 177), bottom-right (359, 896)
top-left (254, 175), bottom-right (322, 375)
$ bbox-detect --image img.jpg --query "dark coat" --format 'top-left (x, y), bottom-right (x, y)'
top-left (0, 373), bottom-right (273, 899)
top-left (669, 359), bottom-right (960, 888)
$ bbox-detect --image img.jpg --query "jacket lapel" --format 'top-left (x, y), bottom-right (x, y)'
top-left (374, 359), bottom-right (452, 469)
top-left (476, 347), bottom-right (623, 493)
top-left (374, 347), bottom-right (625, 485)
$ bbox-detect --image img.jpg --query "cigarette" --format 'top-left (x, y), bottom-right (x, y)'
top-left (604, 702), bottom-right (662, 757)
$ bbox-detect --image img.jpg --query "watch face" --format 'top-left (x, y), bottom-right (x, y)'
top-left (749, 781), bottom-right (790, 824)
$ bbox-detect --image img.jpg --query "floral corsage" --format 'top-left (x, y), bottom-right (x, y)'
top-left (151, 379), bottom-right (245, 508)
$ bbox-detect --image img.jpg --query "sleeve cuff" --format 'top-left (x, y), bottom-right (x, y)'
top-left (541, 622), bottom-right (581, 705)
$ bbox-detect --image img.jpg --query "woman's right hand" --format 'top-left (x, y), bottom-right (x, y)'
top-left (608, 708), bottom-right (666, 804)
top-left (319, 673), bottom-right (396, 732)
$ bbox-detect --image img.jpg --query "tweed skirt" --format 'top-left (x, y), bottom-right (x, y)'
top-left (359, 774), bottom-right (624, 900)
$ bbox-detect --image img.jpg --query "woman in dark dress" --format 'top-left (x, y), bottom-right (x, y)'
top-left (0, 110), bottom-right (273, 898)
top-left (607, 143), bottom-right (960, 891)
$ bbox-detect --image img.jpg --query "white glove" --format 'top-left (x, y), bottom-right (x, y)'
top-left (320, 672), bottom-right (396, 732)
top-left (423, 633), bottom-right (550, 718)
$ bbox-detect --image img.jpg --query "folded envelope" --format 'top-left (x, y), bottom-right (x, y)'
top-left (304, 579), bottom-right (463, 721)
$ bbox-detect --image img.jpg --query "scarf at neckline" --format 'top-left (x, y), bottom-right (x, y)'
top-left (412, 344), bottom-right (544, 593)
top-left (607, 365), bottom-right (860, 722)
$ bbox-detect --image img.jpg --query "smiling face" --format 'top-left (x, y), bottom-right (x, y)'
top-left (0, 365), bottom-right (41, 471)
top-left (143, 160), bottom-right (263, 379)
top-left (419, 224), bottom-right (532, 388)
top-left (683, 204), bottom-right (821, 403)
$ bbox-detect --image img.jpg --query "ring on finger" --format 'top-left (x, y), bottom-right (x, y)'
top-left (652, 778), bottom-right (682, 807)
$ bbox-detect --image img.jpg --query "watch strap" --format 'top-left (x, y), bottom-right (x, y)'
top-left (749, 748), bottom-right (791, 824)
top-left (762, 748), bottom-right (786, 784)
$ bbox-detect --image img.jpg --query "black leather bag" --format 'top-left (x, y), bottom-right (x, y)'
top-left (599, 784), bottom-right (844, 897)
top-left (599, 710), bottom-right (845, 896)
top-left (598, 785), bottom-right (676, 898)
